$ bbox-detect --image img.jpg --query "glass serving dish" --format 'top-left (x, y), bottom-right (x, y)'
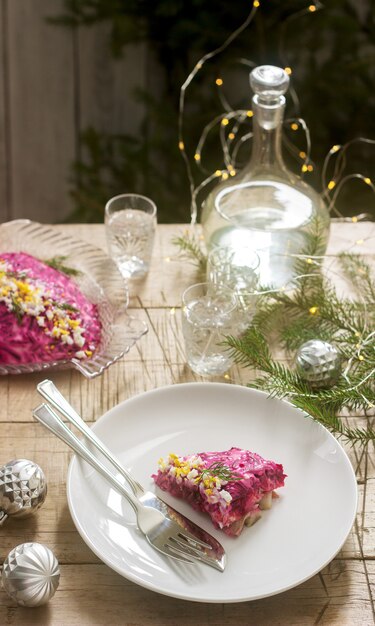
top-left (0, 220), bottom-right (148, 378)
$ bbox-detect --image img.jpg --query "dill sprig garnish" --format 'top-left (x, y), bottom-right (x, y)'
top-left (51, 300), bottom-right (79, 313)
top-left (200, 462), bottom-right (242, 483)
top-left (11, 296), bottom-right (24, 323)
top-left (44, 256), bottom-right (81, 276)
top-left (6, 270), bottom-right (28, 279)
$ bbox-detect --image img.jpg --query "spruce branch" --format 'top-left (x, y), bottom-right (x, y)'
top-left (172, 232), bottom-right (207, 275)
top-left (227, 326), bottom-right (375, 445)
top-left (290, 396), bottom-right (375, 446)
top-left (339, 253), bottom-right (375, 304)
top-left (223, 221), bottom-right (374, 446)
top-left (172, 218), bottom-right (374, 446)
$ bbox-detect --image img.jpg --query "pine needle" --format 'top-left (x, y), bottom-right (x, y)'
top-left (172, 232), bottom-right (207, 275)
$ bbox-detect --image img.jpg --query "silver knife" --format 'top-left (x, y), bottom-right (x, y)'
top-left (37, 379), bottom-right (226, 569)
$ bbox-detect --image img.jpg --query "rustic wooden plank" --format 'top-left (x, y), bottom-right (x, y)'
top-left (58, 220), bottom-right (375, 257)
top-left (0, 2), bottom-right (9, 222)
top-left (0, 560), bottom-right (374, 626)
top-left (363, 478), bottom-right (375, 558)
top-left (56, 221), bottom-right (374, 309)
top-left (0, 223), bottom-right (373, 624)
top-left (7, 0), bottom-right (75, 223)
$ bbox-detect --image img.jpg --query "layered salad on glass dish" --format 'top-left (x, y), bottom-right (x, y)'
top-left (0, 252), bottom-right (101, 366)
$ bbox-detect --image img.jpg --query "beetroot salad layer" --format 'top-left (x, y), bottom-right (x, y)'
top-left (153, 447), bottom-right (286, 536)
top-left (0, 252), bottom-right (101, 365)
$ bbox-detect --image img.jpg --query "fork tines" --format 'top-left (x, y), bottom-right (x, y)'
top-left (166, 532), bottom-right (222, 569)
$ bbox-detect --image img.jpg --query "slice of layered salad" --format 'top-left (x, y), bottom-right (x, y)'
top-left (153, 447), bottom-right (286, 536)
top-left (0, 252), bottom-right (101, 365)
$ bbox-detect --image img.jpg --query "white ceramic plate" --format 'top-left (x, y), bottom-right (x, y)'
top-left (67, 383), bottom-right (357, 603)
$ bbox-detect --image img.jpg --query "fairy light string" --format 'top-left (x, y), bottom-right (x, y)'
top-left (178, 3), bottom-right (259, 225)
top-left (174, 1), bottom-right (374, 411)
top-left (322, 138), bottom-right (375, 219)
top-left (178, 0), bottom-right (375, 225)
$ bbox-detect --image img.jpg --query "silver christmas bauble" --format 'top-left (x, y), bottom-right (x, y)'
top-left (295, 340), bottom-right (342, 388)
top-left (1, 542), bottom-right (60, 606)
top-left (0, 459), bottom-right (47, 525)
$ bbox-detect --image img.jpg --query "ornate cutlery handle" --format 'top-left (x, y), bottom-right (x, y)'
top-left (32, 403), bottom-right (143, 516)
top-left (37, 379), bottom-right (144, 498)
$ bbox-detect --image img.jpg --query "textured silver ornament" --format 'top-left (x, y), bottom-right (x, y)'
top-left (1, 542), bottom-right (60, 607)
top-left (0, 459), bottom-right (47, 525)
top-left (295, 339), bottom-right (342, 388)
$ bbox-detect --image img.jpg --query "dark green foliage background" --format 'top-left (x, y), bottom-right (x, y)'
top-left (56, 0), bottom-right (375, 223)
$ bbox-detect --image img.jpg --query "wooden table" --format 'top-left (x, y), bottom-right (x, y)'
top-left (0, 222), bottom-right (374, 626)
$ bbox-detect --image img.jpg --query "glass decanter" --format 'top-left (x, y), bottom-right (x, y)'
top-left (201, 65), bottom-right (330, 288)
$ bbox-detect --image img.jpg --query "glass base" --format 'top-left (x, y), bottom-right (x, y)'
top-left (117, 256), bottom-right (149, 280)
top-left (187, 354), bottom-right (232, 377)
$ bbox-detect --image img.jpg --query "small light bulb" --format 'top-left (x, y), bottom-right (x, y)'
top-left (327, 180), bottom-right (336, 190)
top-left (228, 132), bottom-right (235, 140)
top-left (358, 355), bottom-right (364, 361)
top-left (215, 170), bottom-right (222, 177)
top-left (247, 110), bottom-right (254, 118)
top-left (222, 172), bottom-right (229, 180)
top-left (309, 4), bottom-right (317, 11)
top-left (301, 164), bottom-right (308, 173)
top-left (352, 216), bottom-right (358, 223)
top-left (291, 122), bottom-right (299, 131)
top-left (216, 78), bottom-right (223, 86)
top-left (331, 144), bottom-right (340, 153)
top-left (284, 67), bottom-right (292, 75)
top-left (221, 118), bottom-right (229, 126)
top-left (306, 258), bottom-right (313, 264)
top-left (178, 141), bottom-right (184, 151)
top-left (299, 151), bottom-right (307, 159)
top-left (309, 306), bottom-right (318, 315)
top-left (194, 153), bottom-right (201, 162)
top-left (307, 164), bottom-right (314, 172)
top-left (253, 0), bottom-right (260, 7)
top-left (364, 177), bottom-right (372, 185)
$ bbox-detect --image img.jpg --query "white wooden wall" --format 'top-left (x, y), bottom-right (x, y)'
top-left (0, 0), bottom-right (147, 224)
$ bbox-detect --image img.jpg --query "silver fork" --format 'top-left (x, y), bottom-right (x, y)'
top-left (32, 402), bottom-right (225, 571)
top-left (36, 379), bottom-right (226, 569)
top-left (37, 379), bottom-right (146, 499)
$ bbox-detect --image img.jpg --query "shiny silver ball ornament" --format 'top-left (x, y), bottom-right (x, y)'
top-left (0, 459), bottom-right (47, 525)
top-left (1, 542), bottom-right (60, 606)
top-left (295, 340), bottom-right (342, 389)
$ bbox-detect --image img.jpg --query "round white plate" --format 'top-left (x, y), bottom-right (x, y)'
top-left (67, 383), bottom-right (357, 603)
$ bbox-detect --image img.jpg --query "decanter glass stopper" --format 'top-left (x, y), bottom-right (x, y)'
top-left (250, 65), bottom-right (290, 104)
